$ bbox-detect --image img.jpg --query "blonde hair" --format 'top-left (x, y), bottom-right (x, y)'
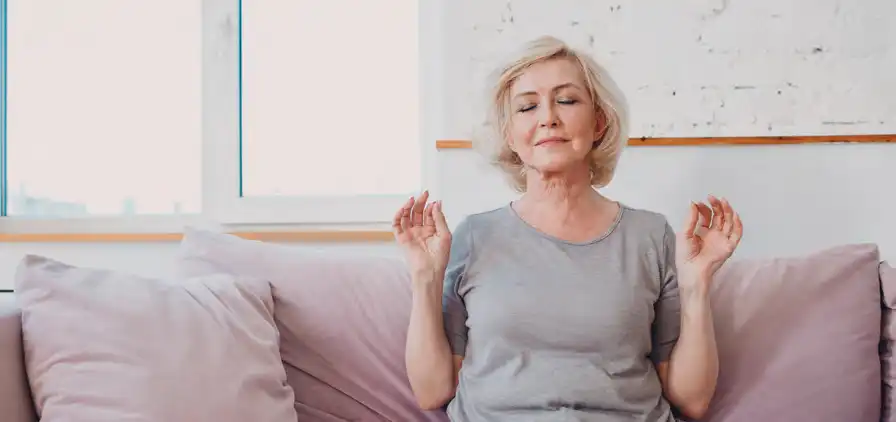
top-left (476, 35), bottom-right (630, 192)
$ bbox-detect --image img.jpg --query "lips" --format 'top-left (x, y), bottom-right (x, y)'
top-left (535, 137), bottom-right (568, 146)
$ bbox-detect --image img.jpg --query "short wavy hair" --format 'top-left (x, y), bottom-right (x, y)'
top-left (475, 35), bottom-right (630, 192)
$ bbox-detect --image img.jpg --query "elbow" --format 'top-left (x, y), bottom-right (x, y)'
top-left (416, 397), bottom-right (448, 411)
top-left (676, 397), bottom-right (711, 420)
top-left (408, 374), bottom-right (456, 411)
top-left (406, 358), bottom-right (458, 410)
top-left (413, 388), bottom-right (454, 411)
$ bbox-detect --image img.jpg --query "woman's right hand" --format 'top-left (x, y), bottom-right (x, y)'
top-left (392, 191), bottom-right (452, 283)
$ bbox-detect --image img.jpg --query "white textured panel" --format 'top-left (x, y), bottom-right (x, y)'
top-left (443, 0), bottom-right (896, 138)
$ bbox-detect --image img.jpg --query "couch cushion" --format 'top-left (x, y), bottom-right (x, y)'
top-left (880, 261), bottom-right (896, 421)
top-left (0, 294), bottom-right (37, 422)
top-left (177, 227), bottom-right (449, 422)
top-left (703, 243), bottom-right (882, 421)
top-left (14, 255), bottom-right (297, 422)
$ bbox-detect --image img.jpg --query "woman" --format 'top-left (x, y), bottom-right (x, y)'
top-left (393, 36), bottom-right (743, 422)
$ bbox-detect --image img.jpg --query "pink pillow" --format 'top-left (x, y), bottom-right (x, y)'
top-left (703, 244), bottom-right (882, 421)
top-left (14, 255), bottom-right (297, 422)
top-left (0, 296), bottom-right (36, 422)
top-left (177, 228), bottom-right (449, 422)
top-left (880, 261), bottom-right (896, 421)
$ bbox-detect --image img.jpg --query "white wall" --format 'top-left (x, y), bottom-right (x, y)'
top-left (435, 0), bottom-right (896, 261)
top-left (2, 0), bottom-right (895, 289)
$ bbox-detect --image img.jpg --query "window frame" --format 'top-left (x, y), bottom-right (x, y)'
top-left (1, 0), bottom-right (7, 219)
top-left (0, 0), bottom-right (442, 233)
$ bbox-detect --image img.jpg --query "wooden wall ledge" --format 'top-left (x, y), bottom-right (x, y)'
top-left (436, 134), bottom-right (896, 149)
top-left (3, 134), bottom-right (893, 243)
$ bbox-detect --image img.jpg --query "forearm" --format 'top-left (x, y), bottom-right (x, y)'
top-left (666, 282), bottom-right (718, 418)
top-left (405, 272), bottom-right (456, 409)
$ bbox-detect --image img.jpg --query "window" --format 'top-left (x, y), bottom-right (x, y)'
top-left (203, 0), bottom-right (425, 225)
top-left (240, 2), bottom-right (420, 198)
top-left (0, 0), bottom-right (432, 230)
top-left (1, 0), bottom-right (202, 219)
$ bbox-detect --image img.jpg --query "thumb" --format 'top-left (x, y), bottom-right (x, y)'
top-left (681, 202), bottom-right (699, 239)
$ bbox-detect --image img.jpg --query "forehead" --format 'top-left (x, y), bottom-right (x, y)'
top-left (510, 57), bottom-right (587, 95)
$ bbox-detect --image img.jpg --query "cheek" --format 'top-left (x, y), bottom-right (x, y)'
top-left (563, 108), bottom-right (598, 136)
top-left (508, 114), bottom-right (538, 145)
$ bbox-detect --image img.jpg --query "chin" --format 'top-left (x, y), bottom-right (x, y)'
top-left (529, 151), bottom-right (588, 173)
top-left (530, 158), bottom-right (586, 175)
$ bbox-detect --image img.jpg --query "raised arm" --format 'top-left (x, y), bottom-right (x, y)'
top-left (406, 271), bottom-right (464, 409)
top-left (657, 196), bottom-right (743, 419)
top-left (393, 191), bottom-right (464, 410)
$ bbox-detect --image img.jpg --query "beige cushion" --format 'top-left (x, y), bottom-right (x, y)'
top-left (704, 243), bottom-right (882, 421)
top-left (14, 255), bottom-right (297, 422)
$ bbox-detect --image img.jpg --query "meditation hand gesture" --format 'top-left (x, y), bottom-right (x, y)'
top-left (392, 191), bottom-right (452, 282)
top-left (677, 195), bottom-right (744, 289)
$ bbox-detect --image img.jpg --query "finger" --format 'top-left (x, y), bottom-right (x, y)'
top-left (695, 202), bottom-right (712, 229)
top-left (708, 195), bottom-right (724, 230)
top-left (411, 191), bottom-right (429, 226)
top-left (393, 196), bottom-right (413, 234)
top-left (682, 202), bottom-right (699, 239)
top-left (423, 201), bottom-right (435, 226)
top-left (721, 198), bottom-right (734, 236)
top-left (392, 207), bottom-right (404, 235)
top-left (432, 201), bottom-right (450, 236)
top-left (730, 212), bottom-right (744, 246)
top-left (402, 197), bottom-right (414, 231)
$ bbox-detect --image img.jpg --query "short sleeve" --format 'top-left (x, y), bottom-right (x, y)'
top-left (650, 221), bottom-right (681, 364)
top-left (442, 217), bottom-right (473, 357)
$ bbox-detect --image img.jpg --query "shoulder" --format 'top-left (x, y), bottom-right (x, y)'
top-left (450, 205), bottom-right (512, 241)
top-left (616, 204), bottom-right (678, 267)
top-left (443, 207), bottom-right (509, 293)
top-left (617, 203), bottom-right (675, 241)
top-left (446, 205), bottom-right (515, 270)
top-left (455, 205), bottom-right (508, 227)
top-left (616, 204), bottom-right (679, 289)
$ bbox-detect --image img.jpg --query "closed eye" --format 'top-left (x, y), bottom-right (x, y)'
top-left (517, 98), bottom-right (577, 113)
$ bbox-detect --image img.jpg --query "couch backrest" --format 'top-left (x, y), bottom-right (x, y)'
top-left (0, 294), bottom-right (37, 422)
top-left (878, 261), bottom-right (896, 419)
top-left (177, 228), bottom-right (450, 421)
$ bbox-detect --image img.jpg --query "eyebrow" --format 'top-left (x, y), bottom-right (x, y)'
top-left (512, 82), bottom-right (582, 99)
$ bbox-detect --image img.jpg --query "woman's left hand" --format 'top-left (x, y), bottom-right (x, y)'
top-left (676, 195), bottom-right (744, 290)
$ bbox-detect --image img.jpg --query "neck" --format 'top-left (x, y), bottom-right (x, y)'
top-left (515, 164), bottom-right (607, 221)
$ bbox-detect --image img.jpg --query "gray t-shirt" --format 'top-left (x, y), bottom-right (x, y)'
top-left (442, 203), bottom-right (681, 422)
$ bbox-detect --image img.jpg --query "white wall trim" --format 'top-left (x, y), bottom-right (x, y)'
top-left (0, 214), bottom-right (211, 234)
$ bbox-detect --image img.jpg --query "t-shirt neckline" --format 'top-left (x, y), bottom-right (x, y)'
top-left (505, 201), bottom-right (626, 246)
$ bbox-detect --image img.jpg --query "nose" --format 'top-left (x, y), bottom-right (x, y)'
top-left (537, 102), bottom-right (559, 128)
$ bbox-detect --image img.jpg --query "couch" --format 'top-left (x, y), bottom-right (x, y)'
top-left (0, 227), bottom-right (894, 421)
